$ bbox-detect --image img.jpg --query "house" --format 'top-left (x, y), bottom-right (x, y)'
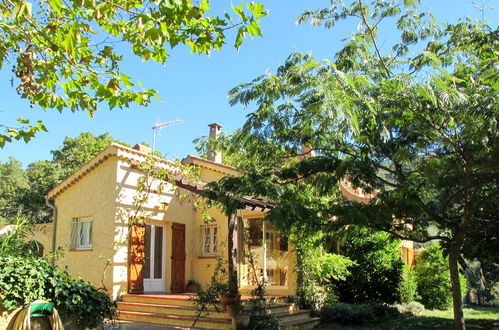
top-left (31, 124), bottom-right (414, 321)
top-left (33, 124), bottom-right (299, 301)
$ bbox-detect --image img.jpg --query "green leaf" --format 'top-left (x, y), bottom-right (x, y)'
top-left (248, 3), bottom-right (267, 19)
top-left (235, 26), bottom-right (245, 49)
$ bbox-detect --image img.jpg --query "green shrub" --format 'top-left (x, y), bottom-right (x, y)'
top-left (395, 301), bottom-right (425, 315)
top-left (334, 227), bottom-right (405, 304)
top-left (246, 313), bottom-right (280, 330)
top-left (0, 256), bottom-right (116, 327)
top-left (320, 303), bottom-right (399, 325)
top-left (414, 244), bottom-right (467, 310)
top-left (294, 232), bottom-right (353, 310)
top-left (399, 265), bottom-right (418, 303)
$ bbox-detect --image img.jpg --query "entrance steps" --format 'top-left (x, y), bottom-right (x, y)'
top-left (117, 294), bottom-right (320, 329)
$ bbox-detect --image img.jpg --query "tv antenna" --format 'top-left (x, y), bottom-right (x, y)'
top-left (152, 119), bottom-right (183, 153)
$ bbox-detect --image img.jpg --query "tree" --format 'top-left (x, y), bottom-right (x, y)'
top-left (0, 0), bottom-right (267, 146)
top-left (2, 132), bottom-right (127, 223)
top-left (208, 1), bottom-right (498, 329)
top-left (51, 131), bottom-right (126, 174)
top-left (21, 160), bottom-right (66, 223)
top-left (0, 157), bottom-right (29, 223)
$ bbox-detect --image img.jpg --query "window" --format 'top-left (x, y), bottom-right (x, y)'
top-left (201, 226), bottom-right (217, 256)
top-left (69, 217), bottom-right (93, 250)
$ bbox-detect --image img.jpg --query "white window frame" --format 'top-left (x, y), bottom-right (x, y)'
top-left (200, 225), bottom-right (217, 256)
top-left (69, 217), bottom-right (93, 250)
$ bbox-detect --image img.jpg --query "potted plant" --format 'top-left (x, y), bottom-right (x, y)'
top-left (221, 273), bottom-right (241, 316)
top-left (186, 280), bottom-right (201, 293)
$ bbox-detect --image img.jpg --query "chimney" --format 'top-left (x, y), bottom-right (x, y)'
top-left (207, 123), bottom-right (222, 163)
top-left (133, 144), bottom-right (152, 154)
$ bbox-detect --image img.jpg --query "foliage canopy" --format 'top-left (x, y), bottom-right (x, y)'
top-left (0, 0), bottom-right (266, 146)
top-left (208, 0), bottom-right (497, 328)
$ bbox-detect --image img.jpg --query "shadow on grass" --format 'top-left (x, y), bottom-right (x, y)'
top-left (317, 307), bottom-right (499, 330)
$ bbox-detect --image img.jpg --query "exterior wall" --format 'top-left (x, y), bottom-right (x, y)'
top-left (53, 156), bottom-right (118, 295)
top-left (31, 223), bottom-right (53, 255)
top-left (189, 205), bottom-right (228, 289)
top-left (113, 158), bottom-right (196, 297)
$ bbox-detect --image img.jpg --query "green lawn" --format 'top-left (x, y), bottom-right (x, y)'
top-left (317, 307), bottom-right (499, 330)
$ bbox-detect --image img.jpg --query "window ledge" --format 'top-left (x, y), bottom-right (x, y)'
top-left (70, 248), bottom-right (93, 252)
top-left (198, 255), bottom-right (217, 259)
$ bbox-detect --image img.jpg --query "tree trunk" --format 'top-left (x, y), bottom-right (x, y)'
top-left (227, 212), bottom-right (238, 295)
top-left (449, 247), bottom-right (465, 330)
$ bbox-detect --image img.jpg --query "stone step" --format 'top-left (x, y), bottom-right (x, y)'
top-left (274, 309), bottom-right (313, 323)
top-left (117, 310), bottom-right (231, 330)
top-left (283, 316), bottom-right (321, 329)
top-left (117, 301), bottom-right (227, 319)
top-left (121, 294), bottom-right (197, 307)
top-left (243, 303), bottom-right (297, 315)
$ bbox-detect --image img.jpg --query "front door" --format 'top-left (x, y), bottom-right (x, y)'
top-left (143, 224), bottom-right (166, 292)
top-left (171, 223), bottom-right (186, 293)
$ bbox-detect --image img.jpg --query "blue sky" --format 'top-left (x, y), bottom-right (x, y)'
top-left (0, 0), bottom-right (496, 166)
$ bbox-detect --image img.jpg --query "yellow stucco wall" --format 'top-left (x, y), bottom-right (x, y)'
top-left (53, 156), bottom-right (118, 294)
top-left (31, 223), bottom-right (53, 255)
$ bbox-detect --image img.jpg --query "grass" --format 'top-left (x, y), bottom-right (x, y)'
top-left (317, 306), bottom-right (499, 330)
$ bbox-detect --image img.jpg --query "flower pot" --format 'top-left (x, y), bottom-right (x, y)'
top-left (220, 293), bottom-right (240, 306)
top-left (221, 293), bottom-right (241, 315)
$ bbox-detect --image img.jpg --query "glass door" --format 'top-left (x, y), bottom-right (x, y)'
top-left (240, 218), bottom-right (289, 288)
top-left (143, 224), bottom-right (166, 292)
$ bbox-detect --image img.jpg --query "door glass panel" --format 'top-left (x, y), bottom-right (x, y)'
top-left (241, 219), bottom-right (289, 287)
top-left (144, 225), bottom-right (151, 279)
top-left (154, 226), bottom-right (163, 279)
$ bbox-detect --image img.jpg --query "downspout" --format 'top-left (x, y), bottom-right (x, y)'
top-left (45, 196), bottom-right (58, 264)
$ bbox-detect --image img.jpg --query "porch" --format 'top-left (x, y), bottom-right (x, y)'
top-left (116, 293), bottom-right (319, 329)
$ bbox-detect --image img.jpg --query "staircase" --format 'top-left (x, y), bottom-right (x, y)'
top-left (117, 294), bottom-right (320, 329)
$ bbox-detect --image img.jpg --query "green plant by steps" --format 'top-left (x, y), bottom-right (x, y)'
top-left (0, 255), bottom-right (116, 328)
top-left (191, 255), bottom-right (232, 328)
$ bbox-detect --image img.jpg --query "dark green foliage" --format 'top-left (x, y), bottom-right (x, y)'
top-left (245, 283), bottom-right (281, 330)
top-left (320, 303), bottom-right (400, 325)
top-left (464, 260), bottom-right (497, 306)
top-left (414, 244), bottom-right (466, 310)
top-left (0, 256), bottom-right (116, 327)
top-left (399, 265), bottom-right (419, 303)
top-left (335, 227), bottom-right (404, 304)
